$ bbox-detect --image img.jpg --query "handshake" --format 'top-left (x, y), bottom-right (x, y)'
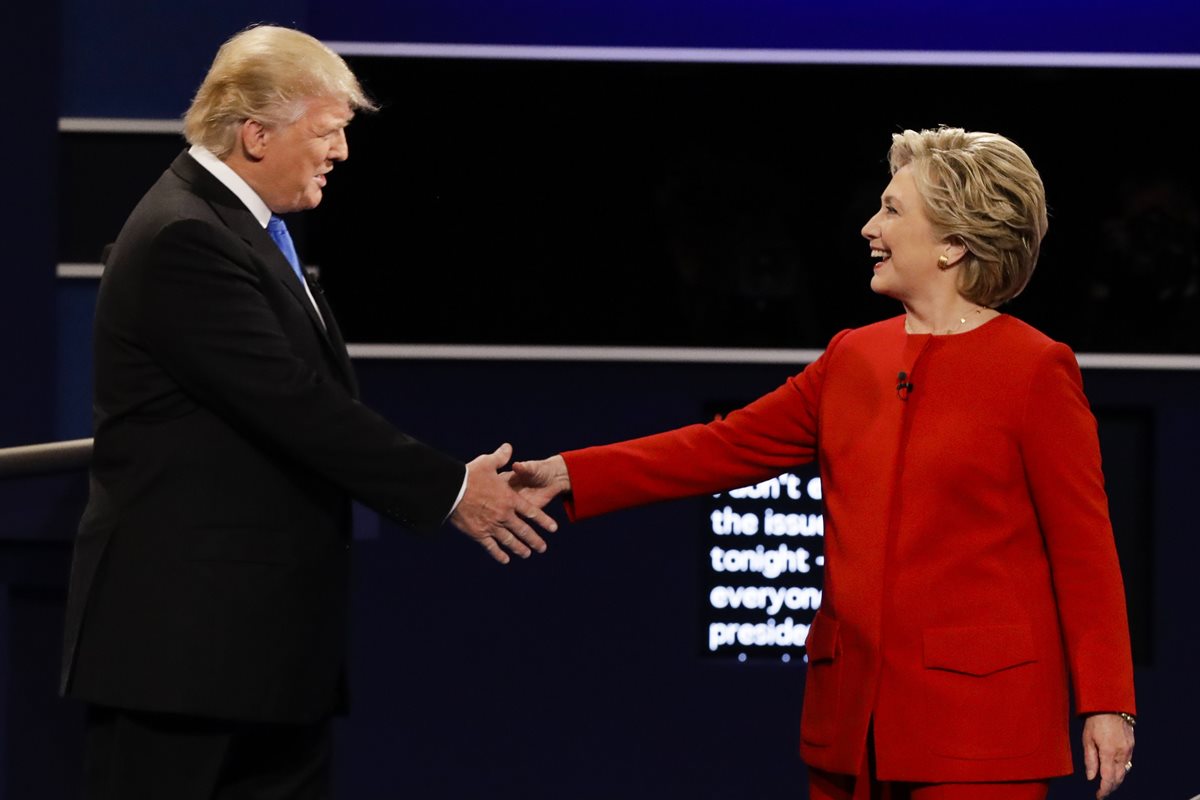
top-left (447, 445), bottom-right (573, 564)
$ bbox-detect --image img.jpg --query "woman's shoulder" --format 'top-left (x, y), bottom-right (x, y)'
top-left (986, 315), bottom-right (1076, 361)
top-left (834, 315), bottom-right (906, 347)
top-left (966, 317), bottom-right (1084, 397)
top-left (811, 316), bottom-right (907, 369)
top-left (992, 313), bottom-right (1054, 343)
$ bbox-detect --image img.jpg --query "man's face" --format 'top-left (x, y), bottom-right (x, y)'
top-left (256, 96), bottom-right (353, 214)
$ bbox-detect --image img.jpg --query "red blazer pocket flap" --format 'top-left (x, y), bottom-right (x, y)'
top-left (805, 614), bottom-right (840, 663)
top-left (923, 624), bottom-right (1037, 677)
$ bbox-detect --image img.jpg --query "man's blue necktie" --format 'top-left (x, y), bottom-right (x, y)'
top-left (266, 215), bottom-right (306, 285)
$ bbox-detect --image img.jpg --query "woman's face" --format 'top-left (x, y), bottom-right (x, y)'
top-left (861, 164), bottom-right (948, 301)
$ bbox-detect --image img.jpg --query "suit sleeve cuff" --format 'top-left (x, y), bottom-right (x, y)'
top-left (443, 467), bottom-right (469, 523)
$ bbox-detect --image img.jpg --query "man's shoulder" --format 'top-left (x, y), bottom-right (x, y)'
top-left (106, 172), bottom-right (250, 280)
top-left (120, 154), bottom-right (250, 246)
top-left (124, 160), bottom-right (211, 227)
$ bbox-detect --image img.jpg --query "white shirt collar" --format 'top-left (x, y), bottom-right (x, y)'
top-left (188, 144), bottom-right (273, 228)
top-left (188, 145), bottom-right (326, 327)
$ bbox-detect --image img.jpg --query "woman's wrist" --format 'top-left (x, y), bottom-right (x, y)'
top-left (1087, 711), bottom-right (1136, 727)
top-left (550, 454), bottom-right (573, 494)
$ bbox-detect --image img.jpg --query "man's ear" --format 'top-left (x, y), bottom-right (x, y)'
top-left (239, 119), bottom-right (270, 161)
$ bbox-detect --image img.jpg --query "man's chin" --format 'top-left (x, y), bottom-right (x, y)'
top-left (285, 193), bottom-right (323, 214)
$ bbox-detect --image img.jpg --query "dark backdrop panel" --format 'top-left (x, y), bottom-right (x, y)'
top-left (1, 1), bottom-right (58, 448)
top-left (310, 0), bottom-right (1200, 54)
top-left (56, 3), bottom-right (1200, 121)
top-left (306, 58), bottom-right (1200, 353)
top-left (335, 358), bottom-right (829, 799)
top-left (57, 134), bottom-right (189, 264)
top-left (58, 0), bottom-right (307, 118)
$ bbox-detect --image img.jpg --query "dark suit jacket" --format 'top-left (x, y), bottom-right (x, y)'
top-left (61, 151), bottom-right (466, 723)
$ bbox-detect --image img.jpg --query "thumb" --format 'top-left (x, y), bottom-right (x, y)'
top-left (488, 442), bottom-right (513, 468)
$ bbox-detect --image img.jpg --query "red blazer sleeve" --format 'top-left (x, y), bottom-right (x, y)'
top-left (562, 330), bottom-right (850, 521)
top-left (1020, 342), bottom-right (1136, 715)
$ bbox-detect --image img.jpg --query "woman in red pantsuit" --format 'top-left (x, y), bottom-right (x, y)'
top-left (514, 128), bottom-right (1136, 799)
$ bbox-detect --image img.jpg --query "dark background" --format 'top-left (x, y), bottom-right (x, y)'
top-left (57, 60), bottom-right (1200, 353)
top-left (5, 2), bottom-right (1199, 798)
top-left (309, 58), bottom-right (1200, 353)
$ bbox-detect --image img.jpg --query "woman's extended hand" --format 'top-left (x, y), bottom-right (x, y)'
top-left (1083, 712), bottom-right (1135, 798)
top-left (509, 455), bottom-right (573, 509)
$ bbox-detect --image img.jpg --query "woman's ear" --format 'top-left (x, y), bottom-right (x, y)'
top-left (941, 238), bottom-right (968, 269)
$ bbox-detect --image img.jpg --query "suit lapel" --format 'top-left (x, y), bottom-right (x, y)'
top-left (170, 152), bottom-right (358, 389)
top-left (305, 275), bottom-right (359, 397)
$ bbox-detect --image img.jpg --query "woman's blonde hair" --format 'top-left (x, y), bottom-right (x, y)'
top-left (889, 127), bottom-right (1048, 306)
top-left (183, 25), bottom-right (377, 159)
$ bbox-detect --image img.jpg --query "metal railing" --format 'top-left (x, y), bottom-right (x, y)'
top-left (0, 438), bottom-right (93, 478)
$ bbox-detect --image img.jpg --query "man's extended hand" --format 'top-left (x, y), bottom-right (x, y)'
top-left (449, 444), bottom-right (557, 564)
top-left (510, 455), bottom-right (572, 509)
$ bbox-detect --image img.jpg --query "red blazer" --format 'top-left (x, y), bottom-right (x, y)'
top-left (562, 315), bottom-right (1135, 783)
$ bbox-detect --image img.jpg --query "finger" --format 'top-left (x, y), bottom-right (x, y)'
top-left (506, 470), bottom-right (532, 491)
top-left (512, 460), bottom-right (546, 482)
top-left (510, 463), bottom-right (545, 491)
top-left (498, 526), bottom-right (534, 559)
top-left (518, 499), bottom-right (558, 534)
top-left (478, 536), bottom-right (511, 565)
top-left (1083, 738), bottom-right (1098, 781)
top-left (502, 514), bottom-right (544, 555)
top-left (507, 517), bottom-right (548, 554)
top-left (1098, 759), bottom-right (1123, 799)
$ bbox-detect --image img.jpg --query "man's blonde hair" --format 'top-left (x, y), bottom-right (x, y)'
top-left (183, 25), bottom-right (377, 159)
top-left (889, 127), bottom-right (1049, 306)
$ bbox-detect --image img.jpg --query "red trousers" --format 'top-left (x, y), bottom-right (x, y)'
top-left (809, 730), bottom-right (1050, 800)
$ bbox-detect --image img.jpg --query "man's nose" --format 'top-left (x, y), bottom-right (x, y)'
top-left (331, 129), bottom-right (348, 161)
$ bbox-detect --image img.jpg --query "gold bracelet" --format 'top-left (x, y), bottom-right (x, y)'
top-left (1118, 712), bottom-right (1137, 727)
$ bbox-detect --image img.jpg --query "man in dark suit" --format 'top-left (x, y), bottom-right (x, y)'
top-left (60, 25), bottom-right (555, 799)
